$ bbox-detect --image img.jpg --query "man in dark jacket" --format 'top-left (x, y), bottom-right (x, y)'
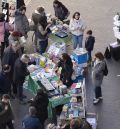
top-left (22, 106), bottom-right (42, 129)
top-left (0, 94), bottom-right (15, 129)
top-left (2, 41), bottom-right (20, 96)
top-left (30, 89), bottom-right (49, 129)
top-left (0, 65), bottom-right (11, 98)
top-left (85, 30), bottom-right (95, 63)
top-left (31, 6), bottom-right (46, 52)
top-left (13, 54), bottom-right (30, 103)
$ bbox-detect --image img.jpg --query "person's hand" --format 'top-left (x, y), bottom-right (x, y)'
top-left (12, 120), bottom-right (15, 124)
top-left (5, 105), bottom-right (8, 110)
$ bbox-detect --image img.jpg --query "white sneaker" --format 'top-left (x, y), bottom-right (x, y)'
top-left (93, 98), bottom-right (100, 104)
top-left (99, 97), bottom-right (103, 100)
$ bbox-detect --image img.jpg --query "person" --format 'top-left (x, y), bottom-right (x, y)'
top-left (0, 65), bottom-right (11, 98)
top-left (2, 41), bottom-right (21, 96)
top-left (14, 6), bottom-right (29, 38)
top-left (63, 118), bottom-right (92, 129)
top-left (8, 31), bottom-right (24, 55)
top-left (31, 6), bottom-right (46, 52)
top-left (22, 106), bottom-right (42, 129)
top-left (85, 30), bottom-right (95, 63)
top-left (0, 94), bottom-right (15, 129)
top-left (13, 54), bottom-right (30, 103)
top-left (69, 12), bottom-right (86, 49)
top-left (30, 89), bottom-right (49, 128)
top-left (92, 52), bottom-right (105, 104)
top-left (0, 13), bottom-right (14, 59)
top-left (37, 15), bottom-right (51, 54)
top-left (56, 53), bottom-right (73, 87)
top-left (53, 0), bottom-right (70, 21)
top-left (16, 0), bottom-right (25, 9)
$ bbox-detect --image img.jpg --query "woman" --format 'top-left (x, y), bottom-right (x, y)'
top-left (53, 0), bottom-right (70, 21)
top-left (14, 6), bottom-right (29, 39)
top-left (37, 15), bottom-right (51, 54)
top-left (69, 12), bottom-right (86, 49)
top-left (0, 13), bottom-right (13, 59)
top-left (56, 53), bottom-right (73, 87)
top-left (30, 89), bottom-right (49, 128)
top-left (92, 52), bottom-right (105, 104)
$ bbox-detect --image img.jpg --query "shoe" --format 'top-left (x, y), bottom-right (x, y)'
top-left (22, 95), bottom-right (27, 99)
top-left (10, 94), bottom-right (15, 99)
top-left (99, 97), bottom-right (103, 100)
top-left (93, 98), bottom-right (100, 104)
top-left (19, 100), bottom-right (27, 105)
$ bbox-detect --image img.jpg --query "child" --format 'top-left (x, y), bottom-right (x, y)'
top-left (85, 30), bottom-right (95, 63)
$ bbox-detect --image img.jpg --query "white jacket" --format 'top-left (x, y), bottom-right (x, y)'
top-left (69, 18), bottom-right (86, 36)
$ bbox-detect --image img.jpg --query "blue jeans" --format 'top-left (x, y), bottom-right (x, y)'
top-left (39, 39), bottom-right (48, 54)
top-left (72, 34), bottom-right (83, 49)
top-left (88, 51), bottom-right (92, 62)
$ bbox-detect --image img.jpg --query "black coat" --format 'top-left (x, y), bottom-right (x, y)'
top-left (2, 46), bottom-right (19, 78)
top-left (53, 5), bottom-right (69, 21)
top-left (85, 36), bottom-right (95, 51)
top-left (30, 93), bottom-right (49, 124)
top-left (58, 59), bottom-right (73, 87)
top-left (0, 71), bottom-right (11, 94)
top-left (13, 58), bottom-right (30, 85)
top-left (0, 101), bottom-right (14, 124)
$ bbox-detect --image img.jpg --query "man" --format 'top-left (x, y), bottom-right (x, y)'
top-left (31, 6), bottom-right (46, 52)
top-left (0, 65), bottom-right (11, 98)
top-left (15, 6), bottom-right (29, 39)
top-left (2, 41), bottom-right (20, 97)
top-left (22, 106), bottom-right (42, 129)
top-left (0, 94), bottom-right (15, 129)
top-left (13, 54), bottom-right (30, 103)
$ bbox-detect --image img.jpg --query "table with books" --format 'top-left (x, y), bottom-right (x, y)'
top-left (24, 52), bottom-right (87, 120)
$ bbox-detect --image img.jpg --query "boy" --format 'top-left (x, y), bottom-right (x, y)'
top-left (85, 30), bottom-right (95, 63)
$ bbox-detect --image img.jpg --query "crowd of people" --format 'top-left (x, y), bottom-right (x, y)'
top-left (0, 0), bottom-right (108, 128)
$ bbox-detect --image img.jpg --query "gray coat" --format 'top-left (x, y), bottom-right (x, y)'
top-left (14, 11), bottom-right (29, 38)
top-left (92, 60), bottom-right (105, 87)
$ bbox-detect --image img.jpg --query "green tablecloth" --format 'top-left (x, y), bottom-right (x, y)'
top-left (27, 75), bottom-right (71, 119)
top-left (49, 33), bottom-right (72, 45)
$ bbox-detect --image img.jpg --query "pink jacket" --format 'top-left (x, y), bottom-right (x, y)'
top-left (0, 22), bottom-right (14, 43)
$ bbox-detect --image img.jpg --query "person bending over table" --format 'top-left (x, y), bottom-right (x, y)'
top-left (55, 53), bottom-right (73, 88)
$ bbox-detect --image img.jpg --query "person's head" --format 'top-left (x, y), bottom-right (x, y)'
top-left (12, 40), bottom-right (21, 51)
top-left (29, 106), bottom-right (37, 116)
top-left (0, 13), bottom-right (5, 22)
top-left (73, 12), bottom-right (80, 20)
top-left (12, 31), bottom-right (22, 38)
top-left (2, 64), bottom-right (11, 73)
top-left (37, 89), bottom-right (44, 96)
top-left (2, 94), bottom-right (10, 103)
top-left (37, 6), bottom-right (45, 14)
top-left (61, 53), bottom-right (71, 62)
top-left (19, 6), bottom-right (26, 14)
top-left (53, 0), bottom-right (62, 7)
top-left (20, 54), bottom-right (30, 64)
top-left (70, 118), bottom-right (82, 129)
top-left (86, 30), bottom-right (92, 36)
top-left (95, 52), bottom-right (104, 61)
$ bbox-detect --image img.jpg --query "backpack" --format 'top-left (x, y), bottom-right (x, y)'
top-left (103, 62), bottom-right (108, 76)
top-left (104, 47), bottom-right (111, 59)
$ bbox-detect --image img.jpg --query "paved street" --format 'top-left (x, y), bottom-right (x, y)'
top-left (3, 0), bottom-right (120, 129)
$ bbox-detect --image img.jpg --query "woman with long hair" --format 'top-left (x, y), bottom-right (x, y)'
top-left (92, 52), bottom-right (106, 104)
top-left (53, 0), bottom-right (70, 21)
top-left (56, 53), bottom-right (73, 87)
